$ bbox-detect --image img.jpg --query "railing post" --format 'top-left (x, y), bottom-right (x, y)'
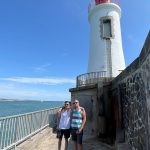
top-left (14, 117), bottom-right (18, 150)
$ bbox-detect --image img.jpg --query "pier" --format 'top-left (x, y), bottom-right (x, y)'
top-left (0, 107), bottom-right (114, 150)
top-left (16, 123), bottom-right (114, 150)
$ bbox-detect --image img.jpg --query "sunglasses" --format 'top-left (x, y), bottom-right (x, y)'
top-left (65, 103), bottom-right (69, 105)
top-left (73, 102), bottom-right (78, 104)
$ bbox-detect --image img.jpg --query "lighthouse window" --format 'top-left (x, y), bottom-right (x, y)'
top-left (101, 18), bottom-right (113, 39)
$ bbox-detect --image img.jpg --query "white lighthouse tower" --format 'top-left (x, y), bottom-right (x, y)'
top-left (88, 0), bottom-right (125, 77)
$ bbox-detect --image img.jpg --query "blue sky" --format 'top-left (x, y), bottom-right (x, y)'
top-left (0, 0), bottom-right (149, 101)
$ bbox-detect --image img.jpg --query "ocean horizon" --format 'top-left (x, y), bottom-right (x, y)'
top-left (0, 100), bottom-right (64, 117)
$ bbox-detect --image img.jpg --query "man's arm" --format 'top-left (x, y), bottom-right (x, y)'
top-left (56, 108), bottom-right (62, 129)
top-left (70, 108), bottom-right (73, 125)
top-left (78, 108), bottom-right (86, 133)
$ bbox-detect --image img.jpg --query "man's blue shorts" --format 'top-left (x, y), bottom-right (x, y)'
top-left (71, 128), bottom-right (83, 144)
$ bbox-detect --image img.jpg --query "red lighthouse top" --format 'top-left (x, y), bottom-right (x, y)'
top-left (88, 0), bottom-right (119, 13)
top-left (95, 0), bottom-right (111, 5)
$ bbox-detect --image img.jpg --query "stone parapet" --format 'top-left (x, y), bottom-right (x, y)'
top-left (111, 31), bottom-right (150, 150)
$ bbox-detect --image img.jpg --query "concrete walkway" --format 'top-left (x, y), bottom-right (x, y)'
top-left (17, 127), bottom-right (115, 150)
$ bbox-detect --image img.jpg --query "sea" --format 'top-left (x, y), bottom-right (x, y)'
top-left (0, 100), bottom-right (64, 117)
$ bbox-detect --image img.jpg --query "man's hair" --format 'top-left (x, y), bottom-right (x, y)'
top-left (64, 101), bottom-right (70, 103)
top-left (73, 100), bottom-right (79, 103)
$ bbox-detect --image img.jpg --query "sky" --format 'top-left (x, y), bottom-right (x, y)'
top-left (0, 0), bottom-right (149, 101)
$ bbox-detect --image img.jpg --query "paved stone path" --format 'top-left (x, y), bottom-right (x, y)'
top-left (17, 126), bottom-right (115, 150)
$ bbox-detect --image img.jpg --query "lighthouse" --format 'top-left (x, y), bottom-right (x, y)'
top-left (88, 0), bottom-right (125, 77)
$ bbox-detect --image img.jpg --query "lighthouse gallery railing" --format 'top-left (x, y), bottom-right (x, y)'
top-left (0, 107), bottom-right (59, 150)
top-left (77, 71), bottom-right (107, 87)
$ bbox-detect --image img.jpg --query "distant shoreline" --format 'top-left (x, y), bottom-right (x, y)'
top-left (0, 99), bottom-right (64, 102)
top-left (0, 99), bottom-right (18, 102)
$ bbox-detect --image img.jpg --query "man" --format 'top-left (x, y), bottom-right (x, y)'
top-left (57, 101), bottom-right (71, 150)
top-left (71, 100), bottom-right (86, 150)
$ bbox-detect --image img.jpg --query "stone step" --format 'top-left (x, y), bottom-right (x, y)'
top-left (116, 143), bottom-right (130, 150)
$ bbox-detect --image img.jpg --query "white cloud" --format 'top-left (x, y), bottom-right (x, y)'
top-left (0, 77), bottom-right (76, 85)
top-left (0, 83), bottom-right (70, 101)
top-left (34, 63), bottom-right (52, 72)
top-left (0, 76), bottom-right (75, 100)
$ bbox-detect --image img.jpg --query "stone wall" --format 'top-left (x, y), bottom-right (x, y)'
top-left (111, 31), bottom-right (150, 150)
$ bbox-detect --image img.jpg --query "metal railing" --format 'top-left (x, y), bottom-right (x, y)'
top-left (77, 71), bottom-right (108, 87)
top-left (0, 107), bottom-right (59, 150)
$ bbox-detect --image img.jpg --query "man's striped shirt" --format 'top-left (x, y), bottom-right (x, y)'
top-left (71, 108), bottom-right (84, 129)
